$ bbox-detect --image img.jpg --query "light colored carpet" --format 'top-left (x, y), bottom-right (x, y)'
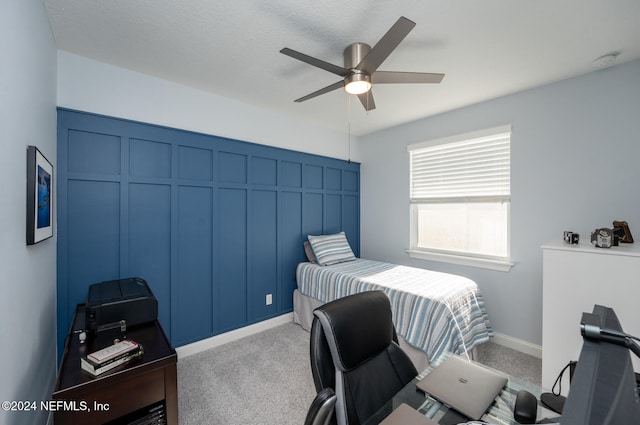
top-left (178, 323), bottom-right (316, 425)
top-left (475, 341), bottom-right (542, 389)
top-left (177, 323), bottom-right (541, 425)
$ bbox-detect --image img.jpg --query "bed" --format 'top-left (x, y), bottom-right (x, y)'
top-left (293, 243), bottom-right (493, 371)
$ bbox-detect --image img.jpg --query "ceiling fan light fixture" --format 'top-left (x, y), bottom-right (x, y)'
top-left (344, 72), bottom-right (371, 95)
top-left (281, 17), bottom-right (442, 110)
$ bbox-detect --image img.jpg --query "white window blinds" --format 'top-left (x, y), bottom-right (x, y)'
top-left (409, 126), bottom-right (511, 203)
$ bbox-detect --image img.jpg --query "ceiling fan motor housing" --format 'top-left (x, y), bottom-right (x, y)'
top-left (344, 42), bottom-right (371, 70)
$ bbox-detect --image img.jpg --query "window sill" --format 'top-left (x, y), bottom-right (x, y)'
top-left (406, 249), bottom-right (513, 272)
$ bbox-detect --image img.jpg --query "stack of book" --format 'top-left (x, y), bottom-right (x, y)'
top-left (81, 339), bottom-right (144, 376)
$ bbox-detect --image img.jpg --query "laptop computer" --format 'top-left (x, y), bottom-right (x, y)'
top-left (416, 355), bottom-right (508, 420)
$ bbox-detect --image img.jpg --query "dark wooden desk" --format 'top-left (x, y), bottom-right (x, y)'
top-left (364, 354), bottom-right (556, 425)
top-left (53, 304), bottom-right (178, 424)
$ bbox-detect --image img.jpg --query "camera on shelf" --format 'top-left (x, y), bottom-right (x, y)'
top-left (591, 228), bottom-right (615, 248)
top-left (563, 231), bottom-right (579, 244)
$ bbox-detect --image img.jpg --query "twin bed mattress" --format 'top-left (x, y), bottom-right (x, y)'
top-left (296, 258), bottom-right (492, 363)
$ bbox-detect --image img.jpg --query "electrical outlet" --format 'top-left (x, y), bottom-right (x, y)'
top-left (266, 293), bottom-right (272, 305)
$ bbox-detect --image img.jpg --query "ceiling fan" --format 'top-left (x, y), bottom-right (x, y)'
top-left (280, 16), bottom-right (444, 111)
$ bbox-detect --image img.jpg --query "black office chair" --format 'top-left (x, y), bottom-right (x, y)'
top-left (310, 290), bottom-right (418, 425)
top-left (304, 387), bottom-right (337, 425)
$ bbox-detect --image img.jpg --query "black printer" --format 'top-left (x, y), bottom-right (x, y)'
top-left (85, 277), bottom-right (158, 345)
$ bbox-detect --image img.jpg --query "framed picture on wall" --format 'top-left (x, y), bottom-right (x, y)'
top-left (26, 146), bottom-right (53, 245)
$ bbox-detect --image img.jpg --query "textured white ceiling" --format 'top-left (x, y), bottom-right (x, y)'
top-left (44, 0), bottom-right (640, 136)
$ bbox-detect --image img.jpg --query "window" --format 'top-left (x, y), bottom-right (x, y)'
top-left (408, 126), bottom-right (512, 271)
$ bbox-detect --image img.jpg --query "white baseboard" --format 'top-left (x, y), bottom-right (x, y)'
top-left (176, 313), bottom-right (294, 359)
top-left (175, 314), bottom-right (542, 361)
top-left (491, 332), bottom-right (542, 359)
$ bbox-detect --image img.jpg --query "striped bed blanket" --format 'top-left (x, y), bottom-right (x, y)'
top-left (296, 259), bottom-right (493, 363)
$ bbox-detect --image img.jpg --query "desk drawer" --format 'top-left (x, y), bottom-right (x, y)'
top-left (54, 368), bottom-right (164, 424)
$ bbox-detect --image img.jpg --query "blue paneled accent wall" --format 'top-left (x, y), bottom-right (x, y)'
top-left (56, 109), bottom-right (360, 353)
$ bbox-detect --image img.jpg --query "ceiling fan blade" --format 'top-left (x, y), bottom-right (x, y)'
top-left (294, 81), bottom-right (344, 103)
top-left (356, 16), bottom-right (416, 74)
top-left (280, 48), bottom-right (349, 77)
top-left (357, 91), bottom-right (376, 111)
top-left (372, 71), bottom-right (444, 84)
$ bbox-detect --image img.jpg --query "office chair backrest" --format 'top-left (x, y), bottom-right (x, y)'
top-left (304, 387), bottom-right (337, 425)
top-left (310, 291), bottom-right (418, 425)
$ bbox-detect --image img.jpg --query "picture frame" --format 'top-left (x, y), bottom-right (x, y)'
top-left (612, 220), bottom-right (633, 243)
top-left (26, 146), bottom-right (53, 245)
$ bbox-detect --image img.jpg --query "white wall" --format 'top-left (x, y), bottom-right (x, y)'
top-left (357, 59), bottom-right (640, 349)
top-left (57, 51), bottom-right (357, 162)
top-left (0, 1), bottom-right (58, 425)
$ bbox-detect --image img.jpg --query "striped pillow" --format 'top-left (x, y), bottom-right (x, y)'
top-left (307, 232), bottom-right (356, 266)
